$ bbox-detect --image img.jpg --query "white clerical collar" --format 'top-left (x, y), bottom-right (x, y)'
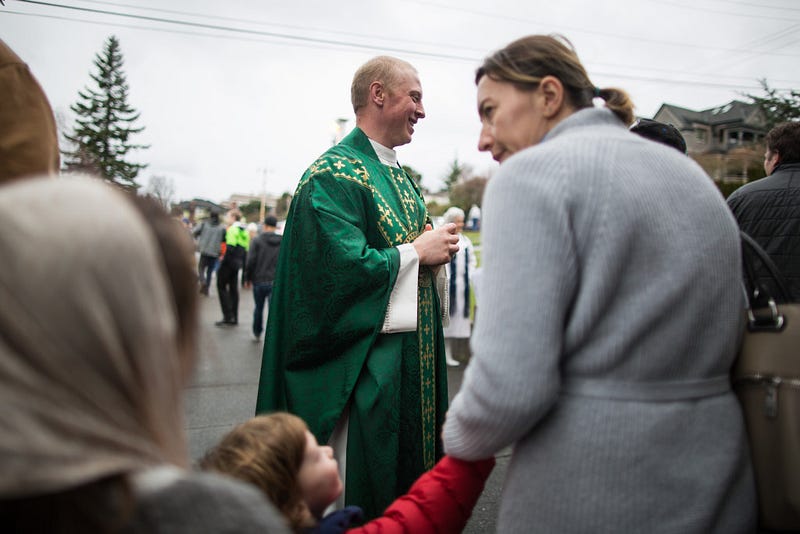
top-left (368, 138), bottom-right (399, 168)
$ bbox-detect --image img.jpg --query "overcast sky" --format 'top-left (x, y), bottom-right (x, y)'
top-left (2, 0), bottom-right (799, 203)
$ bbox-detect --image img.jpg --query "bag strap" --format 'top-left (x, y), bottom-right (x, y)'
top-left (740, 231), bottom-right (789, 331)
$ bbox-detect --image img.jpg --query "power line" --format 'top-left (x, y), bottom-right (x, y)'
top-left (407, 0), bottom-right (800, 56)
top-left (715, 0), bottom-right (800, 13)
top-left (15, 0), bottom-right (481, 62)
top-left (74, 0), bottom-right (489, 56)
top-left (648, 0), bottom-right (800, 20)
top-left (5, 3), bottom-right (798, 92)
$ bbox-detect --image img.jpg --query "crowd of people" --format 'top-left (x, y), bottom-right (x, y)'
top-left (2, 29), bottom-right (799, 533)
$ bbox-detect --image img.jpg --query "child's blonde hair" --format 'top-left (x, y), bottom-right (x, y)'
top-left (199, 413), bottom-right (312, 532)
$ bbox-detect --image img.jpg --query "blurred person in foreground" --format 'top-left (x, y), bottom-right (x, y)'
top-left (442, 34), bottom-right (755, 533)
top-left (0, 39), bottom-right (60, 183)
top-left (0, 176), bottom-right (288, 534)
top-left (255, 55), bottom-right (459, 519)
top-left (727, 121), bottom-right (800, 301)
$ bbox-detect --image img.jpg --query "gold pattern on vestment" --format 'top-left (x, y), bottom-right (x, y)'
top-left (299, 150), bottom-right (436, 469)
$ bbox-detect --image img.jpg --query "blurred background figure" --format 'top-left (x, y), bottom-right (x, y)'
top-left (629, 118), bottom-right (687, 154)
top-left (467, 204), bottom-right (481, 231)
top-left (0, 39), bottom-right (59, 184)
top-left (216, 211), bottom-right (250, 327)
top-left (247, 221), bottom-right (259, 241)
top-left (243, 215), bottom-right (282, 342)
top-left (0, 176), bottom-right (288, 533)
top-left (442, 206), bottom-right (476, 367)
top-left (193, 211), bottom-right (226, 296)
top-left (727, 121), bottom-right (800, 301)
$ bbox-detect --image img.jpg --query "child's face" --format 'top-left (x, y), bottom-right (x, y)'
top-left (298, 430), bottom-right (343, 518)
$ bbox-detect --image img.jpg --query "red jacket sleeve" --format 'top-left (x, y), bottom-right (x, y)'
top-left (347, 455), bottom-right (495, 534)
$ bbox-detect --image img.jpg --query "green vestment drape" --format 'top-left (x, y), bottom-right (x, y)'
top-left (255, 127), bottom-right (448, 520)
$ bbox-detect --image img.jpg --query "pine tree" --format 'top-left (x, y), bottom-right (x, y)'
top-left (746, 79), bottom-right (800, 131)
top-left (64, 35), bottom-right (148, 191)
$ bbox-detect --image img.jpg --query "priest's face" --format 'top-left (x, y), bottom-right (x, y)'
top-left (383, 67), bottom-right (425, 148)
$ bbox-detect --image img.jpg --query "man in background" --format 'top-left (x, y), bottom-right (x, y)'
top-left (243, 216), bottom-right (282, 342)
top-left (215, 212), bottom-right (249, 326)
top-left (727, 121), bottom-right (800, 301)
top-left (193, 212), bottom-right (226, 296)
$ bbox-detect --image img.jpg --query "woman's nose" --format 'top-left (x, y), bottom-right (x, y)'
top-left (478, 124), bottom-right (493, 152)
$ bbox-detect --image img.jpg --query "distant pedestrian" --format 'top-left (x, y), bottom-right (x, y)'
top-left (216, 212), bottom-right (250, 326)
top-left (727, 121), bottom-right (800, 301)
top-left (442, 206), bottom-right (476, 367)
top-left (467, 204), bottom-right (481, 231)
top-left (243, 215), bottom-right (282, 341)
top-left (193, 212), bottom-right (225, 296)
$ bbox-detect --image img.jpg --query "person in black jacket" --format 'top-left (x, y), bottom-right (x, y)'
top-left (727, 121), bottom-right (800, 301)
top-left (215, 213), bottom-right (250, 327)
top-left (243, 216), bottom-right (282, 341)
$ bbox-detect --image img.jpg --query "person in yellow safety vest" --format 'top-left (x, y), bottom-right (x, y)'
top-left (215, 212), bottom-right (250, 326)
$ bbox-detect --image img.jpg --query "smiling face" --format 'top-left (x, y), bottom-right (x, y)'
top-left (476, 76), bottom-right (551, 163)
top-left (382, 67), bottom-right (425, 148)
top-left (297, 431), bottom-right (343, 519)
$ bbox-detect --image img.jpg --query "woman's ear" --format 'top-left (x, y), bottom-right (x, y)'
top-left (539, 75), bottom-right (565, 119)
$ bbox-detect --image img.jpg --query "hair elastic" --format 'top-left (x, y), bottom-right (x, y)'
top-left (593, 86), bottom-right (602, 98)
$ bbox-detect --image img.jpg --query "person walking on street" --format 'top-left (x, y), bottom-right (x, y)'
top-left (244, 216), bottom-right (282, 342)
top-left (216, 212), bottom-right (250, 327)
top-left (194, 212), bottom-right (225, 296)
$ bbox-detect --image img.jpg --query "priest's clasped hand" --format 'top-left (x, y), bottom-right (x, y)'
top-left (413, 223), bottom-right (459, 266)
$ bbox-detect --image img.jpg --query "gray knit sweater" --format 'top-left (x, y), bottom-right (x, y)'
top-left (443, 108), bottom-right (756, 533)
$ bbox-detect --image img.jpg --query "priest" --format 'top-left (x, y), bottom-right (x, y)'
top-left (255, 56), bottom-right (458, 520)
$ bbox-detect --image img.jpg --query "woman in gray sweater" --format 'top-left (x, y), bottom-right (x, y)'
top-left (442, 35), bottom-right (756, 533)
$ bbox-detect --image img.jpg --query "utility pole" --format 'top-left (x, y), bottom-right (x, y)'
top-left (333, 117), bottom-right (349, 146)
top-left (258, 167), bottom-right (269, 222)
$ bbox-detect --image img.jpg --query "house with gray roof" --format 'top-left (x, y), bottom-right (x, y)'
top-left (653, 100), bottom-right (767, 182)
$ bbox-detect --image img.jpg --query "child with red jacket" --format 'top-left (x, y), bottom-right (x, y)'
top-left (199, 413), bottom-right (494, 533)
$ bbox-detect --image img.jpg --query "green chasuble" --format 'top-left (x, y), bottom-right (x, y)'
top-left (255, 127), bottom-right (448, 520)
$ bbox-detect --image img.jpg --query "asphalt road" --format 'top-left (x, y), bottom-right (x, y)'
top-left (184, 282), bottom-right (507, 533)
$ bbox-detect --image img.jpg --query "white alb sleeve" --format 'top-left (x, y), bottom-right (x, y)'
top-left (381, 244), bottom-right (419, 333)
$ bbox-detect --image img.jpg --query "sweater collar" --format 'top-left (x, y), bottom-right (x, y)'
top-left (542, 107), bottom-right (625, 144)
